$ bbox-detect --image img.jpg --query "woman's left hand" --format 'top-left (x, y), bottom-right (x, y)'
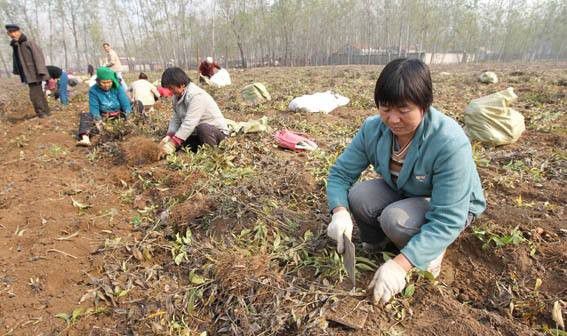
top-left (368, 258), bottom-right (409, 304)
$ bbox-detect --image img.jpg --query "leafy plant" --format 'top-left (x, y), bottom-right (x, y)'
top-left (86, 147), bottom-right (99, 163)
top-left (171, 229), bottom-right (193, 265)
top-left (473, 226), bottom-right (535, 255)
top-left (472, 142), bottom-right (490, 167)
top-left (48, 144), bottom-right (67, 157)
top-left (308, 149), bottom-right (342, 184)
top-left (130, 214), bottom-right (143, 227)
top-left (55, 306), bottom-right (107, 326)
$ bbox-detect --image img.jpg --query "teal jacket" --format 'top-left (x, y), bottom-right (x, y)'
top-left (327, 107), bottom-right (486, 270)
top-left (88, 85), bottom-right (131, 120)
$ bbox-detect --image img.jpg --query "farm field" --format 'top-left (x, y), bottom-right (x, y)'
top-left (0, 63), bottom-right (565, 335)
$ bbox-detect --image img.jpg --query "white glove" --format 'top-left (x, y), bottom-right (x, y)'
top-left (368, 259), bottom-right (407, 304)
top-left (326, 209), bottom-right (353, 254)
top-left (159, 136), bottom-right (171, 145)
top-left (159, 140), bottom-right (176, 158)
top-left (95, 120), bottom-right (104, 132)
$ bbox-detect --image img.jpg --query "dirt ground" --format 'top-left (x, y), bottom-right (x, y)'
top-left (0, 63), bottom-right (565, 335)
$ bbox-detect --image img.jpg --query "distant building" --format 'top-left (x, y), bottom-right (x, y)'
top-left (423, 53), bottom-right (474, 64)
top-left (329, 44), bottom-right (425, 65)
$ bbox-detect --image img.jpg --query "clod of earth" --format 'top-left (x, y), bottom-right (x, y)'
top-left (121, 136), bottom-right (160, 165)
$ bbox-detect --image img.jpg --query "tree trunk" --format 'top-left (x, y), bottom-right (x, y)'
top-left (48, 1), bottom-right (54, 64)
top-left (236, 39), bottom-right (247, 68)
top-left (179, 1), bottom-right (190, 68)
top-left (68, 3), bottom-right (82, 70)
top-left (58, 1), bottom-right (69, 69)
top-left (397, 1), bottom-right (404, 57)
top-left (0, 50), bottom-right (11, 78)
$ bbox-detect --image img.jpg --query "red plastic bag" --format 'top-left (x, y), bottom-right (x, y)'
top-left (274, 130), bottom-right (318, 151)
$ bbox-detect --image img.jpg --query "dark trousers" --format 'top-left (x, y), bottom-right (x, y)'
top-left (131, 100), bottom-right (154, 116)
top-left (28, 82), bottom-right (50, 117)
top-left (78, 113), bottom-right (95, 136)
top-left (184, 123), bottom-right (227, 152)
top-left (77, 112), bottom-right (125, 138)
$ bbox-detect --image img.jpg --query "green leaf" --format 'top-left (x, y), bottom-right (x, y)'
top-left (273, 233), bottom-right (281, 250)
top-left (71, 307), bottom-right (84, 321)
top-left (72, 198), bottom-right (91, 210)
top-left (381, 251), bottom-right (394, 261)
top-left (546, 329), bottom-right (567, 336)
top-left (117, 289), bottom-right (129, 297)
top-left (189, 271), bottom-right (207, 285)
top-left (55, 312), bottom-right (70, 324)
top-left (174, 253), bottom-right (185, 265)
top-left (419, 270), bottom-right (436, 281)
top-left (239, 228), bottom-right (251, 237)
top-left (355, 256), bottom-right (378, 268)
top-left (403, 284), bottom-right (415, 298)
top-left (187, 289), bottom-right (197, 314)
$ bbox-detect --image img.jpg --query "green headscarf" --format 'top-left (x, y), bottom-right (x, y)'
top-left (96, 67), bottom-right (120, 89)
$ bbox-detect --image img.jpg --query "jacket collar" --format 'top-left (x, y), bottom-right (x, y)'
top-left (376, 127), bottom-right (394, 188)
top-left (10, 33), bottom-right (27, 46)
top-left (174, 84), bottom-right (191, 106)
top-left (375, 107), bottom-right (432, 190)
top-left (395, 109), bottom-right (430, 188)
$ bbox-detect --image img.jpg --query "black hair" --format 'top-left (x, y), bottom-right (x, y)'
top-left (139, 72), bottom-right (148, 80)
top-left (374, 58), bottom-right (433, 111)
top-left (102, 42), bottom-right (110, 47)
top-left (46, 65), bottom-right (62, 79)
top-left (161, 67), bottom-right (191, 87)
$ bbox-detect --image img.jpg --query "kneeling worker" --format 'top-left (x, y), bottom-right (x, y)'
top-left (159, 67), bottom-right (228, 157)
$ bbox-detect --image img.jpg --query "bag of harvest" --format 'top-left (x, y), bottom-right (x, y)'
top-left (241, 83), bottom-right (271, 105)
top-left (464, 87), bottom-right (525, 145)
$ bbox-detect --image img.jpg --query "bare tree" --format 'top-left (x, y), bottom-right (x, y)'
top-left (1, 0), bottom-right (565, 71)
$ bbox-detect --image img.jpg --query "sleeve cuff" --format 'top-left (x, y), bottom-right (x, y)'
top-left (171, 136), bottom-right (184, 146)
top-left (400, 247), bottom-right (426, 270)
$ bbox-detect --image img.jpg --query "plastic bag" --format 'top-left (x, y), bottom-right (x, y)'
top-left (241, 83), bottom-right (271, 105)
top-left (226, 116), bottom-right (269, 134)
top-left (209, 69), bottom-right (231, 88)
top-left (464, 87), bottom-right (525, 145)
top-left (274, 130), bottom-right (318, 151)
top-left (288, 91), bottom-right (349, 113)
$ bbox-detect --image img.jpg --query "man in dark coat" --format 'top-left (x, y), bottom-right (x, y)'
top-left (6, 24), bottom-right (50, 118)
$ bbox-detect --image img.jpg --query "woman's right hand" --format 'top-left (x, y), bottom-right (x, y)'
top-left (158, 140), bottom-right (176, 159)
top-left (326, 207), bottom-right (353, 254)
top-left (159, 136), bottom-right (171, 145)
top-left (95, 120), bottom-right (104, 132)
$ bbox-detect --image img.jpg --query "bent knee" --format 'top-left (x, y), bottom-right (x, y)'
top-left (380, 205), bottom-right (423, 247)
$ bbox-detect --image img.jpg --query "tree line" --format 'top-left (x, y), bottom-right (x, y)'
top-left (0, 0), bottom-right (565, 74)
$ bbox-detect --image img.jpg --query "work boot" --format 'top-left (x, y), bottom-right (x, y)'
top-left (427, 250), bottom-right (446, 278)
top-left (77, 134), bottom-right (91, 147)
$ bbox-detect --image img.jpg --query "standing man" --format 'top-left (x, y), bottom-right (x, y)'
top-left (6, 24), bottom-right (50, 118)
top-left (102, 42), bottom-right (128, 91)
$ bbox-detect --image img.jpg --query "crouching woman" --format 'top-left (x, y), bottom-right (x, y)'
top-left (325, 58), bottom-right (486, 304)
top-left (158, 67), bottom-right (228, 158)
top-left (77, 67), bottom-right (131, 146)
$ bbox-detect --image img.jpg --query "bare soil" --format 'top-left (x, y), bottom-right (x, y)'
top-left (0, 63), bottom-right (565, 335)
